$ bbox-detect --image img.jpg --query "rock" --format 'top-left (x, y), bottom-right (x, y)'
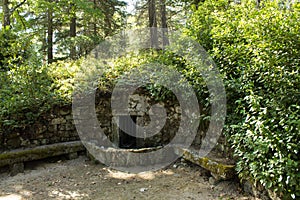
top-left (65, 115), bottom-right (73, 120)
top-left (175, 106), bottom-right (181, 114)
top-left (65, 124), bottom-right (75, 131)
top-left (209, 176), bottom-right (220, 185)
top-left (268, 189), bottom-right (281, 200)
top-left (67, 152), bottom-right (78, 160)
top-left (243, 180), bottom-right (253, 195)
top-left (36, 125), bottom-right (47, 134)
top-left (48, 125), bottom-right (58, 132)
top-left (41, 139), bottom-right (48, 145)
top-left (51, 118), bottom-right (66, 125)
top-left (242, 179), bottom-right (271, 200)
top-left (179, 148), bottom-right (235, 180)
top-left (10, 162), bottom-right (24, 176)
top-left (6, 137), bottom-right (21, 149)
top-left (59, 109), bottom-right (70, 116)
top-left (139, 188), bottom-right (148, 192)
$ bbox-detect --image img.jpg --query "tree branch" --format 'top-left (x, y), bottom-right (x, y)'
top-left (16, 10), bottom-right (26, 29)
top-left (11, 0), bottom-right (27, 13)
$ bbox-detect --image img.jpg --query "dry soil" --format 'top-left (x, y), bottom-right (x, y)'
top-left (0, 156), bottom-right (257, 200)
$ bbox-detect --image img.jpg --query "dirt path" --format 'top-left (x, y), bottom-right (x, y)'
top-left (0, 156), bottom-right (255, 200)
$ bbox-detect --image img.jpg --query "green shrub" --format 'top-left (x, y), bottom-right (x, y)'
top-left (0, 64), bottom-right (52, 129)
top-left (97, 50), bottom-right (208, 101)
top-left (0, 28), bottom-right (30, 71)
top-left (0, 59), bottom-right (80, 130)
top-left (188, 0), bottom-right (300, 199)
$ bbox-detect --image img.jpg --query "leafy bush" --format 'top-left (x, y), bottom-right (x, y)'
top-left (0, 58), bottom-right (80, 130)
top-left (188, 0), bottom-right (300, 199)
top-left (0, 64), bottom-right (52, 129)
top-left (97, 50), bottom-right (209, 102)
top-left (0, 28), bottom-right (31, 71)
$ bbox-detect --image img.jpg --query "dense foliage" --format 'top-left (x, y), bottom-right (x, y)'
top-left (0, 0), bottom-right (299, 199)
top-left (0, 58), bottom-right (78, 130)
top-left (0, 0), bottom-right (126, 129)
top-left (188, 0), bottom-right (300, 199)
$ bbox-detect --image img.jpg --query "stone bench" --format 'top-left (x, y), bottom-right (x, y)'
top-left (84, 142), bottom-right (235, 179)
top-left (0, 141), bottom-right (235, 180)
top-left (0, 141), bottom-right (85, 175)
top-left (178, 147), bottom-right (235, 182)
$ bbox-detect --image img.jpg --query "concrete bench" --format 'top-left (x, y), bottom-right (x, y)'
top-left (0, 141), bottom-right (85, 175)
top-left (0, 141), bottom-right (235, 180)
top-left (178, 147), bottom-right (235, 182)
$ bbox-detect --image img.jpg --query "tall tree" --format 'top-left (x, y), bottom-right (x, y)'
top-left (134, 0), bottom-right (177, 47)
top-left (159, 0), bottom-right (169, 47)
top-left (148, 0), bottom-right (158, 48)
top-left (2, 0), bottom-right (10, 28)
top-left (69, 2), bottom-right (76, 59)
top-left (2, 0), bottom-right (27, 29)
top-left (0, 0), bottom-right (29, 70)
top-left (1, 0), bottom-right (126, 63)
top-left (47, 0), bottom-right (53, 63)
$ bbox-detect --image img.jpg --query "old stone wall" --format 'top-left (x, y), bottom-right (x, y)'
top-left (0, 105), bottom-right (79, 152)
top-left (0, 90), bottom-right (229, 157)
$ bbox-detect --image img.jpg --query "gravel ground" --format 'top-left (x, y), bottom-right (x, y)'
top-left (0, 155), bottom-right (256, 200)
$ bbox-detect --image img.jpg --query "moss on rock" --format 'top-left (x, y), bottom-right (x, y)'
top-left (180, 148), bottom-right (235, 180)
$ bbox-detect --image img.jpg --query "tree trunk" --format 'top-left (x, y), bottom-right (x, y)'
top-left (70, 4), bottom-right (76, 59)
top-left (3, 0), bottom-right (11, 28)
top-left (93, 0), bottom-right (97, 36)
top-left (42, 30), bottom-right (47, 64)
top-left (47, 1), bottom-right (53, 63)
top-left (256, 0), bottom-right (261, 8)
top-left (148, 0), bottom-right (158, 48)
top-left (93, 0), bottom-right (99, 58)
top-left (70, 17), bottom-right (76, 59)
top-left (160, 0), bottom-right (169, 47)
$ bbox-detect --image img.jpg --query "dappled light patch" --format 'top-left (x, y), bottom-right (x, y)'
top-left (105, 168), bottom-right (175, 180)
top-left (0, 194), bottom-right (23, 200)
top-left (105, 169), bottom-right (137, 180)
top-left (48, 189), bottom-right (88, 199)
top-left (0, 156), bottom-right (253, 199)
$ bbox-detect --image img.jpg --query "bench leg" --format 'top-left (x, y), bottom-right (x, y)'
top-left (67, 152), bottom-right (78, 160)
top-left (10, 162), bottom-right (24, 176)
